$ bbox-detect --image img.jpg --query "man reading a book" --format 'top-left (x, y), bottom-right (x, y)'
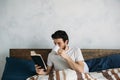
top-left (35, 30), bottom-right (89, 75)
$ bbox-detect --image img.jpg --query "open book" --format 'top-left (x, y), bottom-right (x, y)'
top-left (30, 51), bottom-right (47, 71)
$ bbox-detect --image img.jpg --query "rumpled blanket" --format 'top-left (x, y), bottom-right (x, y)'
top-left (27, 68), bottom-right (120, 80)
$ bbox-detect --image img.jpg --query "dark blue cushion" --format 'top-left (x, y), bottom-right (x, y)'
top-left (2, 57), bottom-right (36, 80)
top-left (85, 54), bottom-right (120, 72)
top-left (108, 54), bottom-right (120, 68)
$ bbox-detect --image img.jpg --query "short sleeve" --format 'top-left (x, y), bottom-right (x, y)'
top-left (47, 53), bottom-right (53, 67)
top-left (75, 48), bottom-right (84, 61)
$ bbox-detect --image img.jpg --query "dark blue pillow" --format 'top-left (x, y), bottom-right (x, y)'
top-left (108, 54), bottom-right (120, 68)
top-left (2, 57), bottom-right (36, 80)
top-left (85, 54), bottom-right (120, 72)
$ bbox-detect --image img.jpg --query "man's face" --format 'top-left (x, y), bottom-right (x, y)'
top-left (53, 38), bottom-right (68, 49)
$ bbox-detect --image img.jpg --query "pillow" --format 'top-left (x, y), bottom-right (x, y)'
top-left (108, 54), bottom-right (120, 68)
top-left (2, 57), bottom-right (36, 80)
top-left (85, 54), bottom-right (120, 72)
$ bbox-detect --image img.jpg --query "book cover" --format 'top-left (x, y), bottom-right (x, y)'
top-left (30, 51), bottom-right (47, 71)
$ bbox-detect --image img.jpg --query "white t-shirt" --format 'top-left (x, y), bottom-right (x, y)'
top-left (47, 47), bottom-right (89, 72)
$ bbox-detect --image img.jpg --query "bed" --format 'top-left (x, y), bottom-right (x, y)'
top-left (2, 49), bottom-right (120, 80)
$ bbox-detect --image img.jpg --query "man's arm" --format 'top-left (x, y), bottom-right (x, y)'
top-left (58, 49), bottom-right (84, 73)
top-left (35, 65), bottom-right (52, 75)
top-left (65, 56), bottom-right (84, 73)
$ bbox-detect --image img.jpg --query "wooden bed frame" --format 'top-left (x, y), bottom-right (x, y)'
top-left (10, 49), bottom-right (120, 64)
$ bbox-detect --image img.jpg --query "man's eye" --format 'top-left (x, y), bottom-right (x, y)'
top-left (58, 43), bottom-right (60, 45)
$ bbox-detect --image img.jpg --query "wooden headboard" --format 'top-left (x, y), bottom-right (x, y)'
top-left (10, 49), bottom-right (120, 64)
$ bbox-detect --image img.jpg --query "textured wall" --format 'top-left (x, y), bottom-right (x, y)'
top-left (0, 0), bottom-right (120, 78)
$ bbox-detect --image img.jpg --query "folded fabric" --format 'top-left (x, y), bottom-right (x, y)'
top-left (26, 75), bottom-right (49, 80)
top-left (81, 68), bottom-right (120, 80)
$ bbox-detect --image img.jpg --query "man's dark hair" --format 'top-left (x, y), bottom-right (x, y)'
top-left (51, 30), bottom-right (69, 43)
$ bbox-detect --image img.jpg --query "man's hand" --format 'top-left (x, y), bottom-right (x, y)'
top-left (35, 65), bottom-right (46, 75)
top-left (58, 49), bottom-right (68, 59)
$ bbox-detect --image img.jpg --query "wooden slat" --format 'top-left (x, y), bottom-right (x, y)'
top-left (10, 49), bottom-right (120, 64)
top-left (82, 49), bottom-right (120, 60)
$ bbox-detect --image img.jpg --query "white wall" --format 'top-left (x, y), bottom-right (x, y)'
top-left (0, 0), bottom-right (120, 79)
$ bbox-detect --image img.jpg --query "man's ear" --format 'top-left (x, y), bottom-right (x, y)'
top-left (65, 40), bottom-right (68, 44)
